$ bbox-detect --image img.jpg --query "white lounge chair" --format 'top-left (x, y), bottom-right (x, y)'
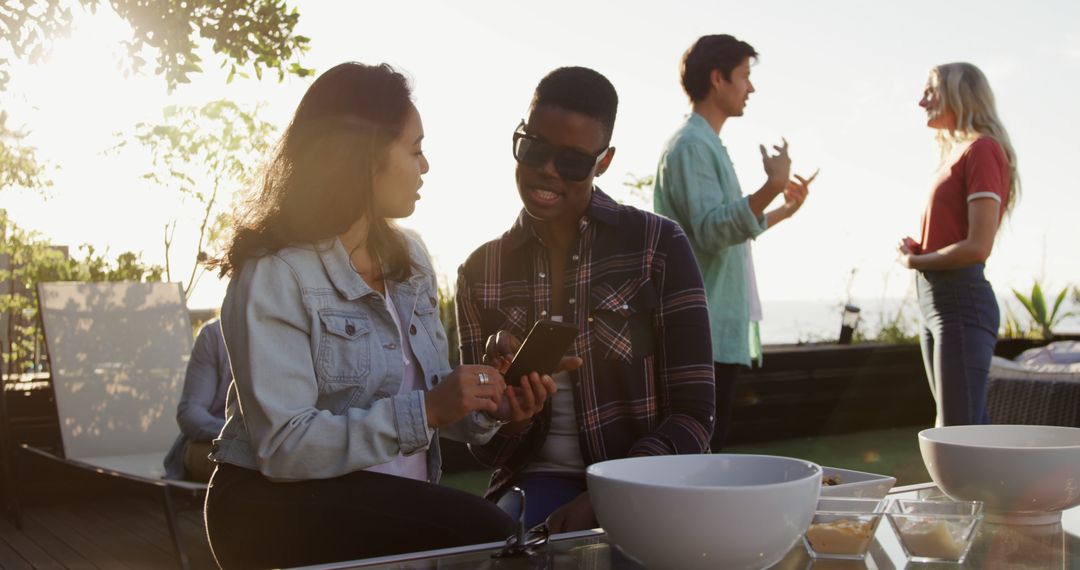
top-left (21, 281), bottom-right (206, 569)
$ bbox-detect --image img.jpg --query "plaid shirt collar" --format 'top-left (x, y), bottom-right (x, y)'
top-left (502, 187), bottom-right (621, 252)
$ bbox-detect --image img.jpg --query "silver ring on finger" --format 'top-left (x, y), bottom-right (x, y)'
top-left (478, 371), bottom-right (490, 386)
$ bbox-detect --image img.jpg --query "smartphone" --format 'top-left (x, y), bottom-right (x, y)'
top-left (503, 320), bottom-right (579, 386)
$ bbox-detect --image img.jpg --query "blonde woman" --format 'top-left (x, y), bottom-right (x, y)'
top-left (897, 62), bottom-right (1019, 426)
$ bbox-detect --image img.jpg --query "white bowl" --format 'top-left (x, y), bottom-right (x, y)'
top-left (587, 454), bottom-right (821, 569)
top-left (919, 425), bottom-right (1080, 524)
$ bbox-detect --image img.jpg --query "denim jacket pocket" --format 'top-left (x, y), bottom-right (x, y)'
top-left (590, 278), bottom-right (658, 363)
top-left (414, 295), bottom-right (449, 350)
top-left (316, 310), bottom-right (373, 383)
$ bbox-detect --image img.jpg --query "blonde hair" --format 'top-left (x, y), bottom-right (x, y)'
top-left (930, 63), bottom-right (1020, 217)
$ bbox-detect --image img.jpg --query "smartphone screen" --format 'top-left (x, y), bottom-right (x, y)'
top-left (503, 320), bottom-right (579, 386)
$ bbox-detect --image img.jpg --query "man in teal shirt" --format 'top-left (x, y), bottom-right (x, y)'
top-left (654, 34), bottom-right (815, 450)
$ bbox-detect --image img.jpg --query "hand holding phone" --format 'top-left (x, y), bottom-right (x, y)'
top-left (502, 320), bottom-right (579, 386)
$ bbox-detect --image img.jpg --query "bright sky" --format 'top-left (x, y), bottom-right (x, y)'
top-left (2, 0), bottom-right (1078, 330)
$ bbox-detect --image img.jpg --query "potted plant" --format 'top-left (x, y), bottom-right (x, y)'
top-left (997, 280), bottom-right (1079, 359)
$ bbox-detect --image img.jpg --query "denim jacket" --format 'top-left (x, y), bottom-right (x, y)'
top-left (212, 231), bottom-right (500, 482)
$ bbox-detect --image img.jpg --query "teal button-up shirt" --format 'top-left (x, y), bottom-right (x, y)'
top-left (654, 113), bottom-right (768, 366)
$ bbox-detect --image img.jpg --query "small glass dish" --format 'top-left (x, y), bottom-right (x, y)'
top-left (886, 498), bottom-right (984, 563)
top-left (803, 497), bottom-right (885, 560)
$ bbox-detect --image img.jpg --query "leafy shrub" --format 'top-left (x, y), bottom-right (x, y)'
top-left (1011, 281), bottom-right (1075, 340)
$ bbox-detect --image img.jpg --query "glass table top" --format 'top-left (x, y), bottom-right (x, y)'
top-left (299, 483), bottom-right (1080, 569)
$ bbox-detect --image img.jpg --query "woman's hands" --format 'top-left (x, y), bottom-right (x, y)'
top-left (424, 364), bottom-right (505, 429)
top-left (897, 236), bottom-right (920, 269)
top-left (492, 371), bottom-right (557, 433)
top-left (483, 330), bottom-right (582, 433)
top-left (483, 329), bottom-right (521, 373)
top-left (484, 330), bottom-right (583, 381)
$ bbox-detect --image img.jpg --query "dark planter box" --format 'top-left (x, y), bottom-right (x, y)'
top-left (727, 343), bottom-right (933, 445)
top-left (441, 342), bottom-right (936, 472)
top-left (441, 334), bottom-right (1079, 471)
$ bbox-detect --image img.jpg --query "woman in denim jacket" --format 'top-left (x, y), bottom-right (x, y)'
top-left (204, 62), bottom-right (554, 569)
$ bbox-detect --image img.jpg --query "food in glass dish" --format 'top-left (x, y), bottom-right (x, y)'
top-left (803, 497), bottom-right (885, 560)
top-left (886, 498), bottom-right (983, 563)
top-left (893, 520), bottom-right (966, 559)
top-left (805, 518), bottom-right (874, 554)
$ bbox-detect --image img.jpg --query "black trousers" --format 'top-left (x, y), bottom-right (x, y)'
top-left (712, 362), bottom-right (744, 451)
top-left (204, 463), bottom-right (515, 569)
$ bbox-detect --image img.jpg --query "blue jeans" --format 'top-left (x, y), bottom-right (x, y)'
top-left (916, 264), bottom-right (999, 426)
top-left (495, 472), bottom-right (587, 529)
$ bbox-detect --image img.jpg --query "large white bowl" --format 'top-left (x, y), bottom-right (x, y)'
top-left (919, 425), bottom-right (1080, 524)
top-left (587, 454), bottom-right (821, 569)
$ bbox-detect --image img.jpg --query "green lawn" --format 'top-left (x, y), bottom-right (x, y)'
top-left (442, 470), bottom-right (492, 497)
top-left (441, 425), bottom-right (932, 496)
top-left (724, 425), bottom-right (932, 487)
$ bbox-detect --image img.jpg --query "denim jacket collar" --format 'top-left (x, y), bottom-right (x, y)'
top-left (316, 237), bottom-right (380, 301)
top-left (316, 237), bottom-right (429, 302)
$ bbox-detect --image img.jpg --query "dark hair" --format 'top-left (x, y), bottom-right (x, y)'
top-left (681, 35), bottom-right (758, 102)
top-left (530, 66), bottom-right (618, 145)
top-left (214, 62), bottom-right (415, 279)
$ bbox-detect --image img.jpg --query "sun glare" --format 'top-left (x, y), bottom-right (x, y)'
top-left (1, 2), bottom-right (1076, 333)
top-left (3, 8), bottom-right (235, 308)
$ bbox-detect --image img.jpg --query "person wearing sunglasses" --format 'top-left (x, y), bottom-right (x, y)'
top-left (456, 66), bottom-right (715, 532)
top-left (653, 35), bottom-right (818, 452)
top-left (201, 63), bottom-right (542, 569)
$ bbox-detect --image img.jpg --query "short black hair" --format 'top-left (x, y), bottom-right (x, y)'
top-left (530, 66), bottom-right (618, 144)
top-left (681, 35), bottom-right (758, 102)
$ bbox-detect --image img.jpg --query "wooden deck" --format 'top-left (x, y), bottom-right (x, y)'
top-left (0, 488), bottom-right (216, 569)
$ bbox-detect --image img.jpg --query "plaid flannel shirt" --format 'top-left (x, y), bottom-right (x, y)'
top-left (455, 188), bottom-right (715, 498)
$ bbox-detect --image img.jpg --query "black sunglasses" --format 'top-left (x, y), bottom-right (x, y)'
top-left (512, 120), bottom-right (609, 182)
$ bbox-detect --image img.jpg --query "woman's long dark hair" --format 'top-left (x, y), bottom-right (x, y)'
top-left (213, 62), bottom-right (415, 280)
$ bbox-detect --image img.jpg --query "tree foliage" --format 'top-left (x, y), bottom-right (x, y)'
top-left (0, 0), bottom-right (311, 195)
top-left (1, 210), bottom-right (163, 373)
top-left (117, 99), bottom-right (276, 298)
top-left (0, 111), bottom-right (50, 192)
top-left (621, 172), bottom-right (654, 209)
top-left (437, 280), bottom-right (459, 367)
top-left (0, 0), bottom-right (312, 92)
